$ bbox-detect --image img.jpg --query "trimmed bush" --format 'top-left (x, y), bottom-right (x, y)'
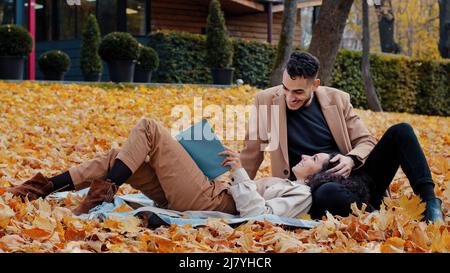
top-left (38, 50), bottom-right (71, 73)
top-left (99, 32), bottom-right (140, 62)
top-left (147, 31), bottom-right (449, 116)
top-left (148, 31), bottom-right (211, 83)
top-left (80, 14), bottom-right (102, 75)
top-left (330, 51), bottom-right (450, 115)
top-left (206, 0), bottom-right (233, 69)
top-left (136, 45), bottom-right (159, 71)
top-left (0, 24), bottom-right (33, 57)
top-left (414, 60), bottom-right (450, 116)
top-left (330, 50), bottom-right (368, 109)
top-left (233, 38), bottom-right (276, 88)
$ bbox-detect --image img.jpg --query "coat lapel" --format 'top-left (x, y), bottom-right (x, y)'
top-left (315, 88), bottom-right (351, 154)
top-left (272, 88), bottom-right (289, 166)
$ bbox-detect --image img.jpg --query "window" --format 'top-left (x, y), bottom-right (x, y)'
top-left (0, 0), bottom-right (15, 25)
top-left (36, 0), bottom-right (50, 41)
top-left (33, 0), bottom-right (150, 41)
top-left (57, 0), bottom-right (96, 40)
top-left (97, 0), bottom-right (117, 35)
top-left (126, 0), bottom-right (145, 35)
top-left (35, 0), bottom-right (95, 41)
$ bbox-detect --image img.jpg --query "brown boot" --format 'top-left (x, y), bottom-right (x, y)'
top-left (72, 178), bottom-right (118, 215)
top-left (6, 172), bottom-right (54, 201)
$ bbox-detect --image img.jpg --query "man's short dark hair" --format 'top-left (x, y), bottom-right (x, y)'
top-left (286, 51), bottom-right (320, 80)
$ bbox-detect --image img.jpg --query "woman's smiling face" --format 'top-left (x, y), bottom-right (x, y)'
top-left (292, 153), bottom-right (330, 180)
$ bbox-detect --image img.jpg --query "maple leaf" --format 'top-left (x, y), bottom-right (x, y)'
top-left (430, 225), bottom-right (450, 252)
top-left (298, 213), bottom-right (312, 221)
top-left (0, 200), bottom-right (15, 228)
top-left (0, 234), bottom-right (27, 252)
top-left (399, 195), bottom-right (426, 221)
top-left (380, 237), bottom-right (406, 253)
top-left (32, 215), bottom-right (56, 233)
top-left (23, 227), bottom-right (52, 241)
top-left (443, 181), bottom-right (450, 202)
top-left (112, 203), bottom-right (133, 213)
top-left (103, 216), bottom-right (142, 233)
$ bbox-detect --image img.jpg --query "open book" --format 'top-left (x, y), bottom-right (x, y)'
top-left (175, 119), bottom-right (229, 180)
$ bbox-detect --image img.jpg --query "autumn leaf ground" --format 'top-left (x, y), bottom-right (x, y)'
top-left (0, 81), bottom-right (449, 253)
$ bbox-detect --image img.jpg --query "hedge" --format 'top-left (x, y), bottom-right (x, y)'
top-left (148, 31), bottom-right (449, 116)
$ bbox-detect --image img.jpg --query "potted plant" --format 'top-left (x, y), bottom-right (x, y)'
top-left (134, 45), bottom-right (159, 83)
top-left (80, 14), bottom-right (102, 82)
top-left (0, 24), bottom-right (33, 80)
top-left (99, 32), bottom-right (140, 82)
top-left (206, 0), bottom-right (234, 85)
top-left (38, 50), bottom-right (71, 81)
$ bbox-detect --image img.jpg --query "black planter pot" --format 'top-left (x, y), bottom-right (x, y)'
top-left (133, 68), bottom-right (152, 83)
top-left (211, 67), bottom-right (234, 85)
top-left (107, 60), bottom-right (135, 83)
top-left (83, 73), bottom-right (102, 82)
top-left (42, 70), bottom-right (65, 81)
top-left (0, 56), bottom-right (25, 80)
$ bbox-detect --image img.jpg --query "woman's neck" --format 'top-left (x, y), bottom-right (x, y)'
top-left (294, 177), bottom-right (307, 184)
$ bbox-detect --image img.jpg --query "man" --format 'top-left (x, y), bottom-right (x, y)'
top-left (240, 51), bottom-right (443, 223)
top-left (240, 51), bottom-right (376, 181)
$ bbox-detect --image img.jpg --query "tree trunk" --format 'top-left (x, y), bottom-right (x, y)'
top-left (374, 0), bottom-right (401, 54)
top-left (308, 0), bottom-right (354, 86)
top-left (270, 0), bottom-right (298, 86)
top-left (439, 0), bottom-right (450, 58)
top-left (362, 0), bottom-right (382, 112)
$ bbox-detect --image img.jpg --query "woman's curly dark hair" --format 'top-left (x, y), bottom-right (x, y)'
top-left (306, 153), bottom-right (373, 204)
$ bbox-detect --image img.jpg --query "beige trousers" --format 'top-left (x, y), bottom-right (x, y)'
top-left (68, 118), bottom-right (237, 214)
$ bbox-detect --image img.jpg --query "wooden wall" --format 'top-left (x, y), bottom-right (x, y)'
top-left (227, 12), bottom-right (302, 44)
top-left (151, 0), bottom-right (302, 45)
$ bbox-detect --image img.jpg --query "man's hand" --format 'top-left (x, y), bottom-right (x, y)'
top-left (219, 150), bottom-right (242, 171)
top-left (326, 154), bottom-right (355, 178)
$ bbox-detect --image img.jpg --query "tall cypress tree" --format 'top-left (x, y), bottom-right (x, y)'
top-left (206, 0), bottom-right (233, 69)
top-left (80, 14), bottom-right (102, 76)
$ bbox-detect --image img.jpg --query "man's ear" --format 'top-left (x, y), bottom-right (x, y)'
top-left (312, 78), bottom-right (321, 90)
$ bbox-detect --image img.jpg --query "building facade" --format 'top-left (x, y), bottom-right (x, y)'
top-left (0, 0), bottom-right (321, 81)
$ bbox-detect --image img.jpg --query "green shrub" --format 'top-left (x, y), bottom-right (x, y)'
top-left (0, 24), bottom-right (33, 57)
top-left (80, 14), bottom-right (102, 75)
top-left (136, 45), bottom-right (159, 71)
top-left (206, 0), bottom-right (233, 69)
top-left (414, 60), bottom-right (450, 116)
top-left (233, 38), bottom-right (277, 88)
top-left (370, 53), bottom-right (418, 113)
top-left (147, 31), bottom-right (449, 116)
top-left (99, 32), bottom-right (140, 62)
top-left (330, 50), bottom-right (368, 109)
top-left (148, 31), bottom-right (211, 83)
top-left (330, 50), bottom-right (449, 115)
top-left (38, 50), bottom-right (71, 73)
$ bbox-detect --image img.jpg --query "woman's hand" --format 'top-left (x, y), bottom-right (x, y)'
top-left (219, 150), bottom-right (242, 172)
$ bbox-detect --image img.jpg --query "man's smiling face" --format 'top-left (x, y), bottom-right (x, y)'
top-left (282, 70), bottom-right (320, 110)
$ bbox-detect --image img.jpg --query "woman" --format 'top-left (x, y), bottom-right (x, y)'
top-left (5, 119), bottom-right (443, 222)
top-left (4, 118), bottom-right (315, 218)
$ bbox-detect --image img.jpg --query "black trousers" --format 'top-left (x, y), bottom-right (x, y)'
top-left (310, 123), bottom-right (436, 219)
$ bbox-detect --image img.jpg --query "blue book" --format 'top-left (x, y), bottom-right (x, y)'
top-left (175, 119), bottom-right (230, 180)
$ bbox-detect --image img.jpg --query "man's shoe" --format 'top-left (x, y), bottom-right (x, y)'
top-left (72, 178), bottom-right (118, 215)
top-left (423, 198), bottom-right (444, 223)
top-left (5, 172), bottom-right (54, 201)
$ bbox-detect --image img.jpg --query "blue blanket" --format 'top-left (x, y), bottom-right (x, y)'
top-left (49, 190), bottom-right (320, 229)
